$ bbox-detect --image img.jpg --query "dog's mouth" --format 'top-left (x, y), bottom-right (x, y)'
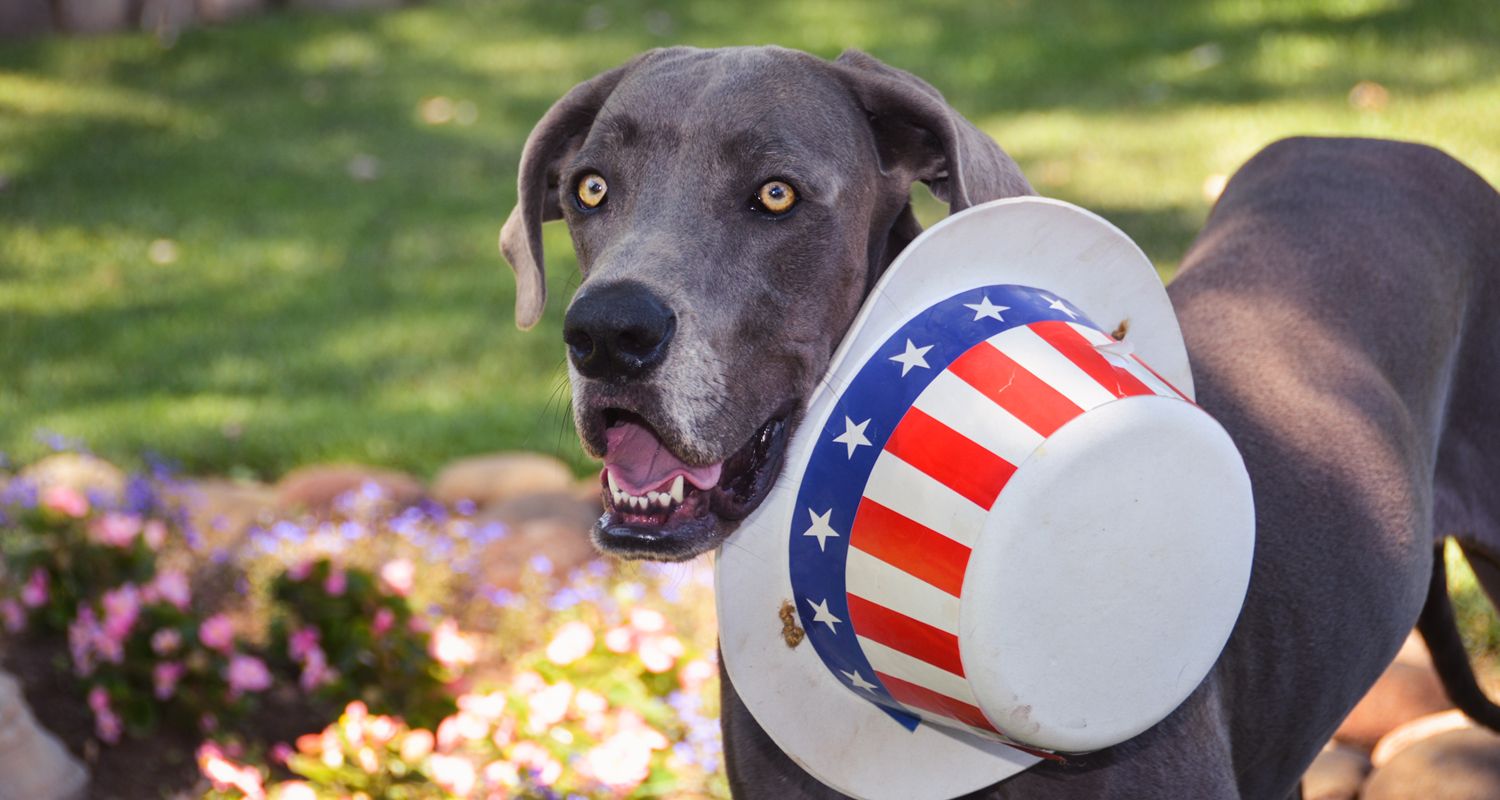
top-left (593, 406), bottom-right (793, 561)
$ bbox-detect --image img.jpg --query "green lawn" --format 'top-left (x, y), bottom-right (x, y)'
top-left (1, 0), bottom-right (1497, 480)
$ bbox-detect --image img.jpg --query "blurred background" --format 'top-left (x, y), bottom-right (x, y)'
top-left (1, 0), bottom-right (1496, 480)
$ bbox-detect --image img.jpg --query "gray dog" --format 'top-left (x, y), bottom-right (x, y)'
top-left (500, 46), bottom-right (1500, 799)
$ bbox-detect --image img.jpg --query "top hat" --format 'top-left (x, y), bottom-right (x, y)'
top-left (715, 197), bottom-right (1255, 800)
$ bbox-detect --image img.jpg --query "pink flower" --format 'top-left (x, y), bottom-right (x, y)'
top-left (151, 628), bottom-right (182, 655)
top-left (68, 609), bottom-right (103, 676)
top-left (148, 569), bottom-right (191, 610)
top-left (368, 715), bottom-right (400, 746)
top-left (457, 690), bottom-right (507, 722)
top-left (436, 712), bottom-right (489, 751)
top-left (226, 654), bottom-right (272, 697)
top-left (287, 561), bottom-right (313, 582)
top-left (199, 613), bottom-right (235, 653)
top-left (483, 759), bottom-right (519, 789)
top-left (638, 634), bottom-right (684, 674)
top-left (526, 681), bottom-right (573, 732)
top-left (509, 741), bottom-right (562, 787)
top-left (680, 657), bottom-right (716, 692)
top-left (400, 729), bottom-right (435, 763)
top-left (288, 627), bottom-right (320, 661)
top-left (275, 781), bottom-right (316, 800)
top-left (357, 745), bottom-right (379, 774)
top-left (20, 568), bottom-right (48, 608)
top-left (379, 559), bottom-right (415, 597)
top-left (142, 519), bottom-right (168, 550)
top-left (90, 512), bottom-right (142, 548)
top-left (323, 567), bottom-right (347, 596)
top-left (340, 701), bottom-right (369, 745)
top-left (40, 485), bottom-right (88, 518)
top-left (269, 743), bottom-right (294, 765)
top-left (197, 742), bottom-right (265, 799)
top-left (298, 646), bottom-right (335, 691)
top-left (154, 661), bottom-right (186, 700)
top-left (88, 686), bottom-right (122, 744)
top-left (100, 584), bottom-right (141, 642)
top-left (0, 600), bottom-right (24, 633)
top-left (372, 607), bottom-right (395, 636)
top-left (429, 619), bottom-right (479, 669)
top-left (545, 621), bottom-right (595, 666)
top-left (603, 626), bottom-right (633, 653)
top-left (629, 608), bottom-right (667, 633)
top-left (429, 754), bottom-right (477, 796)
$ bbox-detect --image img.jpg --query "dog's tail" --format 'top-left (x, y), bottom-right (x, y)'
top-left (1415, 540), bottom-right (1500, 731)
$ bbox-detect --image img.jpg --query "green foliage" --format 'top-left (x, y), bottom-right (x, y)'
top-left (0, 0), bottom-right (1496, 478)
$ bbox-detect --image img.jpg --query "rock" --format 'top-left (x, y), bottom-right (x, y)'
top-left (18, 453), bottom-right (127, 504)
top-left (55, 0), bottom-right (135, 34)
top-left (474, 491), bottom-right (602, 588)
top-left (0, 0), bottom-right (52, 38)
top-left (196, 0), bottom-right (264, 23)
top-left (274, 465), bottom-right (425, 514)
top-left (165, 479), bottom-right (278, 546)
top-left (1335, 660), bottom-right (1453, 750)
top-left (1300, 742), bottom-right (1371, 800)
top-left (0, 671), bottom-right (89, 800)
top-left (1372, 708), bottom-right (1475, 768)
top-left (1363, 728), bottom-right (1500, 799)
top-left (432, 453), bottom-right (575, 508)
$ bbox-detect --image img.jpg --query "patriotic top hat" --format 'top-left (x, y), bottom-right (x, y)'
top-left (716, 197), bottom-right (1255, 800)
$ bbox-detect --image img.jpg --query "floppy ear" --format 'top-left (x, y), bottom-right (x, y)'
top-left (500, 57), bottom-right (645, 329)
top-left (830, 49), bottom-right (1033, 211)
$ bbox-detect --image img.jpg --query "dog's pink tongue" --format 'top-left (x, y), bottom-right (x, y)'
top-left (605, 421), bottom-right (722, 495)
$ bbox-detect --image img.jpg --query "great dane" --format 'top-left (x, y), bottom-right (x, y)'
top-left (499, 46), bottom-right (1500, 799)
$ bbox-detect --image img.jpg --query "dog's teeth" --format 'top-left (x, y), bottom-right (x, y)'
top-left (633, 495), bottom-right (647, 510)
top-left (670, 475), bottom-right (685, 503)
top-left (647, 491), bottom-right (661, 506)
top-left (655, 492), bottom-right (672, 509)
top-left (606, 470), bottom-right (620, 495)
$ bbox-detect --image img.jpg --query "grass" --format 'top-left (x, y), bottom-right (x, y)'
top-left (1, 0), bottom-right (1497, 480)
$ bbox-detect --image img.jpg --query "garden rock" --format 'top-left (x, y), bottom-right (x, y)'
top-left (196, 0), bottom-right (264, 23)
top-left (168, 479), bottom-right (278, 544)
top-left (55, 0), bottom-right (135, 33)
top-left (274, 465), bottom-right (425, 515)
top-left (432, 452), bottom-right (574, 508)
top-left (19, 453), bottom-right (127, 504)
top-left (475, 491), bottom-right (602, 588)
top-left (0, 671), bottom-right (88, 800)
top-left (1335, 659), bottom-right (1453, 750)
top-left (1363, 728), bottom-right (1500, 799)
top-left (1300, 742), bottom-right (1370, 800)
top-left (1372, 709), bottom-right (1475, 768)
top-left (0, 0), bottom-right (52, 38)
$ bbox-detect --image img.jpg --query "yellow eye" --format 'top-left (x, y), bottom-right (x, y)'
top-left (756, 180), bottom-right (796, 214)
top-left (577, 173), bottom-right (608, 209)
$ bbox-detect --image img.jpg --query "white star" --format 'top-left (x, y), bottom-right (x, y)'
top-left (842, 670), bottom-right (878, 691)
top-left (1048, 297), bottom-right (1079, 319)
top-left (806, 597), bottom-right (842, 633)
top-left (832, 416), bottom-right (872, 458)
top-left (964, 295), bottom-right (1010, 322)
top-left (888, 339), bottom-right (933, 376)
top-left (802, 508), bottom-right (839, 552)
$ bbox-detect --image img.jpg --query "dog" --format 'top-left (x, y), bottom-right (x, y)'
top-left (500, 46), bottom-right (1500, 798)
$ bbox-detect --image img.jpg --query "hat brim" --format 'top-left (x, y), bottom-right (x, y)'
top-left (716, 197), bottom-right (1194, 800)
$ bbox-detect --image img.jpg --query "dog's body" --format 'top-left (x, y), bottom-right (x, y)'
top-left (501, 47), bottom-right (1500, 799)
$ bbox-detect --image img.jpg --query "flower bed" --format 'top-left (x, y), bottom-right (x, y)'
top-left (0, 451), bottom-right (726, 799)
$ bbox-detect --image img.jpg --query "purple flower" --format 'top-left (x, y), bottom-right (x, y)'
top-left (151, 628), bottom-right (182, 655)
top-left (100, 585), bottom-right (141, 642)
top-left (1, 600), bottom-right (25, 633)
top-left (87, 686), bottom-right (122, 744)
top-left (288, 627), bottom-right (320, 662)
top-left (90, 513), bottom-right (143, 548)
top-left (528, 555), bottom-right (554, 576)
top-left (20, 568), bottom-right (49, 608)
top-left (148, 569), bottom-right (191, 611)
top-left (226, 654), bottom-right (272, 697)
top-left (323, 567), bottom-right (347, 596)
top-left (153, 661), bottom-right (186, 700)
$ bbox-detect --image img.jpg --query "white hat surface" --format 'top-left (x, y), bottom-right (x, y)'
top-left (716, 197), bottom-right (1255, 800)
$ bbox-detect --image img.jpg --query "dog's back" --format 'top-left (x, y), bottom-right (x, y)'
top-left (1167, 136), bottom-right (1500, 799)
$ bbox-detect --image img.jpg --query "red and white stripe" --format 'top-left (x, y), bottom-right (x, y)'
top-left (844, 321), bottom-right (1188, 736)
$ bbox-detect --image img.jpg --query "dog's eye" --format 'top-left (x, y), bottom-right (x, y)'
top-left (577, 173), bottom-right (608, 209)
top-left (755, 180), bottom-right (797, 215)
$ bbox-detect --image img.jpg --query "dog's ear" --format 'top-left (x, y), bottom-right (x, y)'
top-left (500, 56), bottom-right (646, 329)
top-left (831, 49), bottom-right (1033, 211)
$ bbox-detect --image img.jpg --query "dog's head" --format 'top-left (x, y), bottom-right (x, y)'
top-left (501, 47), bottom-right (1031, 560)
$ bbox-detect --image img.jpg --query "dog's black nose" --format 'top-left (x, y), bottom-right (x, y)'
top-left (563, 282), bottom-right (677, 380)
